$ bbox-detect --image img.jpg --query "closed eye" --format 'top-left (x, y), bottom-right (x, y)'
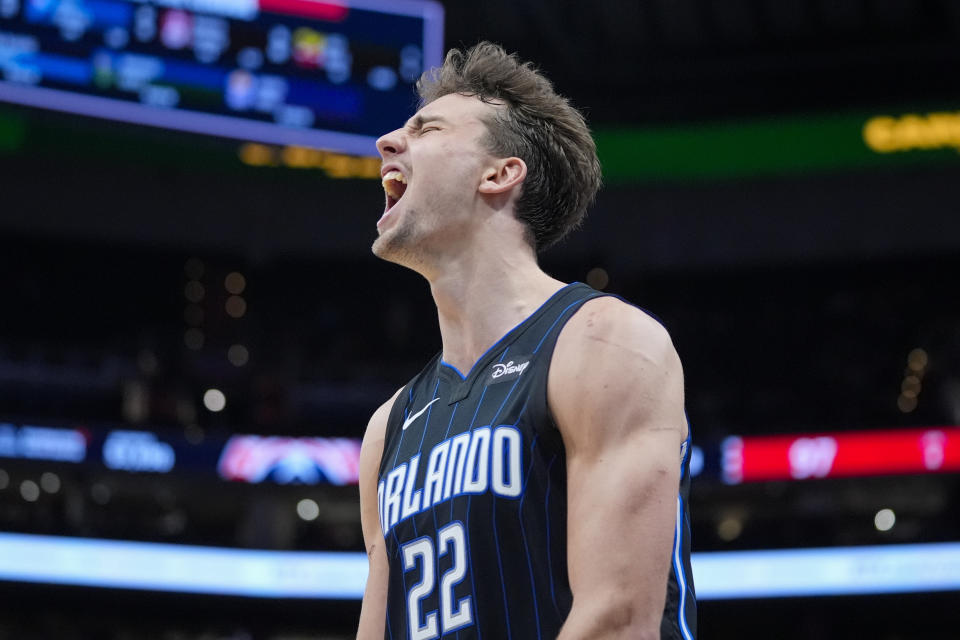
top-left (420, 126), bottom-right (440, 135)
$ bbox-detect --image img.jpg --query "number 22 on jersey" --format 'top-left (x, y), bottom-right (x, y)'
top-left (401, 521), bottom-right (474, 639)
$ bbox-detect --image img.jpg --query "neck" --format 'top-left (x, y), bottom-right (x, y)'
top-left (426, 242), bottom-right (565, 376)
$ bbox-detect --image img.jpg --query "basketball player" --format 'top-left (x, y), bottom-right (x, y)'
top-left (357, 42), bottom-right (696, 639)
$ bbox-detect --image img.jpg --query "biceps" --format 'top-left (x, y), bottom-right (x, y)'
top-left (565, 430), bottom-right (680, 607)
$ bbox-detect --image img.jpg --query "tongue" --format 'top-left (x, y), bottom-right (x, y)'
top-left (386, 179), bottom-right (406, 200)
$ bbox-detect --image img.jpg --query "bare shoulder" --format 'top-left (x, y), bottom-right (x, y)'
top-left (555, 296), bottom-right (680, 374)
top-left (360, 387), bottom-right (405, 470)
top-left (549, 296), bottom-right (686, 447)
top-left (359, 386), bottom-right (405, 555)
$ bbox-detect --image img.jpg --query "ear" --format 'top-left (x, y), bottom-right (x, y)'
top-left (478, 157), bottom-right (527, 195)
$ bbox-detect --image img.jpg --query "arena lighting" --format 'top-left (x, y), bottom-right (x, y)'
top-left (184, 280), bottom-right (205, 303)
top-left (227, 344), bottom-right (250, 367)
top-left (693, 542), bottom-right (960, 599)
top-left (203, 389), bottom-right (227, 412)
top-left (19, 480), bottom-right (40, 502)
top-left (0, 533), bottom-right (367, 599)
top-left (863, 112), bottom-right (960, 154)
top-left (224, 272), bottom-right (246, 295)
top-left (39, 472), bottom-right (60, 493)
top-left (296, 498), bottom-right (320, 521)
top-left (0, 533), bottom-right (958, 600)
top-left (875, 508), bottom-right (896, 532)
top-left (225, 295), bottom-right (247, 318)
top-left (898, 348), bottom-right (928, 414)
top-left (721, 426), bottom-right (960, 484)
top-left (585, 267), bottom-right (610, 290)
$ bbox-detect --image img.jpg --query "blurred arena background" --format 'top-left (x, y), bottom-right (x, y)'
top-left (2, 0), bottom-right (960, 638)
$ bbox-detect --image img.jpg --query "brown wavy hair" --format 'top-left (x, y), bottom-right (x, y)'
top-left (417, 42), bottom-right (602, 251)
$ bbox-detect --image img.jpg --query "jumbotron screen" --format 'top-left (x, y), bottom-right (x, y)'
top-left (0, 0), bottom-right (443, 154)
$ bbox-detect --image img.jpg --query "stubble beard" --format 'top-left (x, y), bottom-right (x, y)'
top-left (372, 207), bottom-right (422, 269)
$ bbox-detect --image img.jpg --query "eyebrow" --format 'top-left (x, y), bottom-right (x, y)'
top-left (404, 114), bottom-right (449, 130)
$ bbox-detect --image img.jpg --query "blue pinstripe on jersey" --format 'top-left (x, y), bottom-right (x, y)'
top-left (377, 282), bottom-right (697, 639)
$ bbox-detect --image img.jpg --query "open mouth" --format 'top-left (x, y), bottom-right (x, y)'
top-left (381, 169), bottom-right (408, 213)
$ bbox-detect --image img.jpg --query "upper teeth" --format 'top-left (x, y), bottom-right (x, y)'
top-left (382, 170), bottom-right (407, 185)
top-left (382, 170), bottom-right (407, 200)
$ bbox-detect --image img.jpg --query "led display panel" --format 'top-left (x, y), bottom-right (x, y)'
top-left (2, 533), bottom-right (958, 600)
top-left (722, 426), bottom-right (960, 484)
top-left (0, 0), bottom-right (443, 154)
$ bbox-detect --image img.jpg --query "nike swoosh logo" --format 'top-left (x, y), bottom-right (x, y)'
top-left (402, 398), bottom-right (440, 431)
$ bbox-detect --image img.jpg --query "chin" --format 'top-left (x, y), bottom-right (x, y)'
top-left (371, 233), bottom-right (394, 260)
top-left (372, 220), bottom-right (417, 265)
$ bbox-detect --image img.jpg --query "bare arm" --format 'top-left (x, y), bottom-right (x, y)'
top-left (551, 298), bottom-right (687, 640)
top-left (356, 388), bottom-right (403, 640)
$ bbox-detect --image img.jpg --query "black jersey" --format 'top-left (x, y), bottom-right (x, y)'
top-left (377, 282), bottom-right (697, 640)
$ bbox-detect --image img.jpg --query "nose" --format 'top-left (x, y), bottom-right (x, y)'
top-left (376, 128), bottom-right (406, 158)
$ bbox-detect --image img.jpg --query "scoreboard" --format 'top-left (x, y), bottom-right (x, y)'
top-left (0, 0), bottom-right (443, 154)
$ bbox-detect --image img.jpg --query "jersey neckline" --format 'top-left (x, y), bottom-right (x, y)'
top-left (437, 281), bottom-right (586, 385)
